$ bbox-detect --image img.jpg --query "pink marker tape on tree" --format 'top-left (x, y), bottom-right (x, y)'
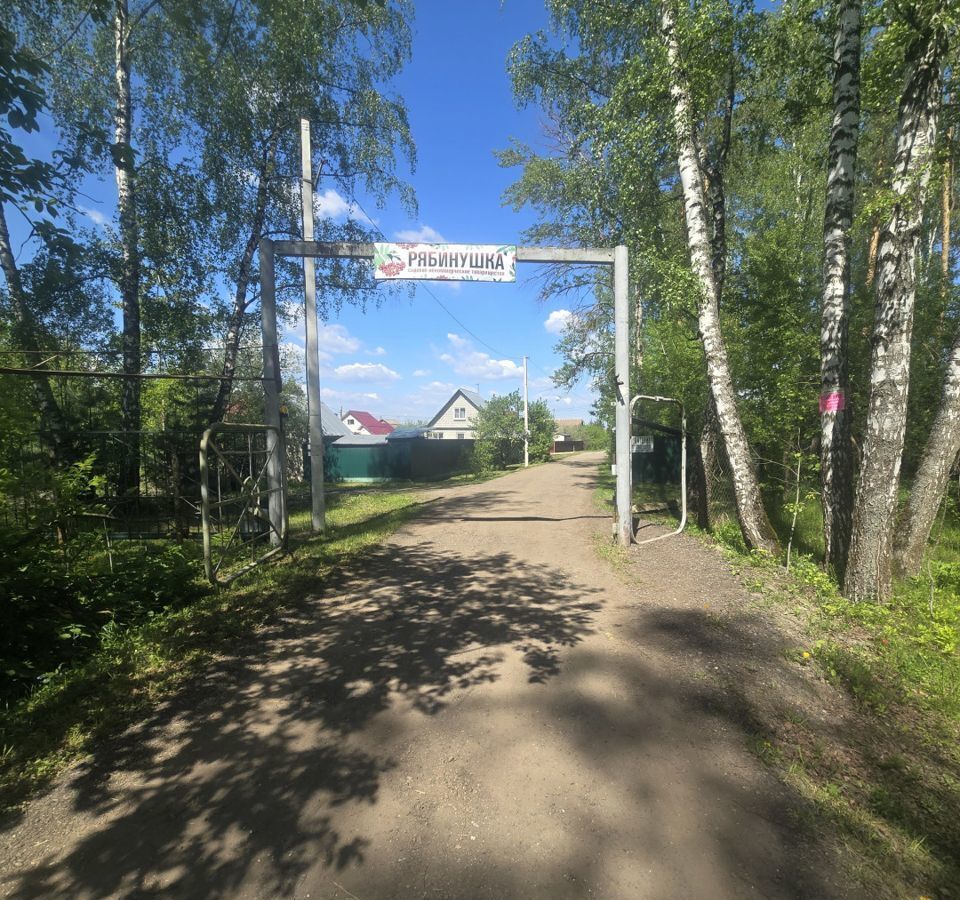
top-left (819, 389), bottom-right (846, 413)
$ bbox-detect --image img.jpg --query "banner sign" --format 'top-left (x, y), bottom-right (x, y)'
top-left (373, 242), bottom-right (517, 282)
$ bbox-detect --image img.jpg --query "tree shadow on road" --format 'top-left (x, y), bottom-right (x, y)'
top-left (1, 541), bottom-right (601, 898)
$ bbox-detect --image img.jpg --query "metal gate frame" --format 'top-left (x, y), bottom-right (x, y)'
top-left (200, 422), bottom-right (288, 584)
top-left (258, 239), bottom-right (633, 546)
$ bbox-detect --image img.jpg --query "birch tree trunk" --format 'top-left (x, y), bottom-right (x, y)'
top-left (114, 0), bottom-right (141, 497)
top-left (943, 127), bottom-right (953, 300)
top-left (894, 328), bottom-right (960, 576)
top-left (662, 2), bottom-right (779, 554)
top-left (0, 206), bottom-right (70, 460)
top-left (819, 0), bottom-right (861, 584)
top-left (695, 63), bottom-right (734, 533)
top-left (210, 136), bottom-right (278, 425)
top-left (844, 22), bottom-right (946, 602)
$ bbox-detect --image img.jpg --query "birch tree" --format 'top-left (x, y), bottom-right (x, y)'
top-left (111, 0), bottom-right (140, 495)
top-left (819, 0), bottom-right (861, 582)
top-left (894, 328), bottom-right (960, 576)
top-left (661, 1), bottom-right (779, 553)
top-left (844, 9), bottom-right (949, 601)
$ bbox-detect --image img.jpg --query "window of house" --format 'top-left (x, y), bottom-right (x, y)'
top-left (454, 407), bottom-right (466, 420)
top-left (456, 432), bottom-right (465, 440)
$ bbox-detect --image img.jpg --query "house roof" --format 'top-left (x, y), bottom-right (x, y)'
top-left (332, 433), bottom-right (389, 446)
top-left (427, 388), bottom-right (485, 428)
top-left (343, 410), bottom-right (394, 435)
top-left (387, 426), bottom-right (431, 441)
top-left (320, 401), bottom-right (352, 437)
top-left (555, 418), bottom-right (584, 430)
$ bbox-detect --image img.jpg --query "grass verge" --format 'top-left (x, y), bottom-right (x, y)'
top-left (0, 489), bottom-right (424, 819)
top-left (708, 517), bottom-right (960, 897)
top-left (594, 459), bottom-right (960, 895)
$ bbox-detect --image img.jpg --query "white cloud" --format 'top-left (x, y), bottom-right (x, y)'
top-left (399, 380), bottom-right (458, 416)
top-left (79, 205), bottom-right (109, 228)
top-left (439, 333), bottom-right (522, 381)
top-left (412, 369), bottom-right (430, 377)
top-left (544, 309), bottom-right (574, 335)
top-left (314, 188), bottom-right (375, 225)
top-left (395, 223), bottom-right (446, 243)
top-left (317, 323), bottom-right (361, 355)
top-left (332, 362), bottom-right (401, 383)
top-left (368, 346), bottom-right (387, 357)
top-left (320, 387), bottom-right (380, 402)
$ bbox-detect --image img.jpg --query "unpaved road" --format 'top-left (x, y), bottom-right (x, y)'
top-left (0, 453), bottom-right (854, 899)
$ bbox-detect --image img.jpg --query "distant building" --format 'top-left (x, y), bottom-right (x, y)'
top-left (426, 388), bottom-right (485, 440)
top-left (320, 402), bottom-right (352, 439)
top-left (341, 409), bottom-right (395, 436)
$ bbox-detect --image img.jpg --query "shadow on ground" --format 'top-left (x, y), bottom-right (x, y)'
top-left (1, 536), bottom-right (601, 898)
top-left (0, 456), bottom-right (901, 899)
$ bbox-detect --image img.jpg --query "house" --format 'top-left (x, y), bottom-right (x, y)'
top-left (426, 388), bottom-right (485, 440)
top-left (341, 409), bottom-right (394, 436)
top-left (554, 418), bottom-right (584, 433)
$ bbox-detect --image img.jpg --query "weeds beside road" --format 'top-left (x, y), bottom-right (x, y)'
top-left (0, 490), bottom-right (423, 818)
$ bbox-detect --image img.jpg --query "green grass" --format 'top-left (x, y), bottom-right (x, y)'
top-left (708, 496), bottom-right (960, 897)
top-left (0, 489), bottom-right (424, 817)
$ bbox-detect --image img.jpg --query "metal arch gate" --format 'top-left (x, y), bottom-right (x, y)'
top-left (200, 423), bottom-right (288, 584)
top-left (255, 239), bottom-right (634, 552)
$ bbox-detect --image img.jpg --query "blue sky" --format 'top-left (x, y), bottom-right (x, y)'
top-left (11, 0), bottom-right (601, 424)
top-left (300, 0), bottom-right (596, 424)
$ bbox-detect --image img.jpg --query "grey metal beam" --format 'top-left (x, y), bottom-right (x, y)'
top-left (516, 246), bottom-right (615, 264)
top-left (274, 240), bottom-right (376, 259)
top-left (274, 241), bottom-right (616, 265)
top-left (614, 244), bottom-right (632, 546)
top-left (258, 238), bottom-right (287, 547)
top-left (300, 120), bottom-right (325, 533)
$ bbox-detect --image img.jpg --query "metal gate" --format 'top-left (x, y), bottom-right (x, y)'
top-left (200, 423), bottom-right (288, 584)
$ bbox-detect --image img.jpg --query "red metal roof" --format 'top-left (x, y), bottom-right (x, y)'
top-left (344, 410), bottom-right (394, 435)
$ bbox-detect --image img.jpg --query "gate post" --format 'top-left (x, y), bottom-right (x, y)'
top-left (614, 244), bottom-right (632, 546)
top-left (259, 237), bottom-right (287, 546)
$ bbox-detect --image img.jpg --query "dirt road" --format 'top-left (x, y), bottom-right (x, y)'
top-left (0, 453), bottom-right (853, 898)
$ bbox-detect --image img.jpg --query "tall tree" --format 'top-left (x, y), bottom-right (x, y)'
top-left (177, 0), bottom-right (416, 425)
top-left (661, 0), bottom-right (779, 553)
top-left (844, 7), bottom-right (949, 601)
top-left (819, 0), bottom-right (861, 582)
top-left (112, 0), bottom-right (140, 495)
top-left (0, 20), bottom-right (94, 460)
top-left (895, 327), bottom-right (960, 576)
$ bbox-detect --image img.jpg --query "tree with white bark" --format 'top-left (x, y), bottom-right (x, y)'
top-left (844, 5), bottom-right (950, 601)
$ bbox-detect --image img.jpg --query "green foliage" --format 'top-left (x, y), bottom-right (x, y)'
top-left (574, 421), bottom-right (609, 451)
top-left (473, 391), bottom-right (555, 471)
top-left (0, 531), bottom-right (205, 701)
top-left (0, 487), bottom-right (422, 814)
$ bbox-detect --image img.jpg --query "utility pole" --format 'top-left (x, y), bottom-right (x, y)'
top-left (523, 355), bottom-right (529, 468)
top-left (300, 118), bottom-right (325, 532)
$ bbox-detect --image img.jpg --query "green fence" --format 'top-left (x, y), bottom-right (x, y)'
top-left (632, 426), bottom-right (682, 485)
top-left (313, 438), bottom-right (475, 483)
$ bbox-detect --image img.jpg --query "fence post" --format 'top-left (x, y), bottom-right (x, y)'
top-left (259, 238), bottom-right (286, 546)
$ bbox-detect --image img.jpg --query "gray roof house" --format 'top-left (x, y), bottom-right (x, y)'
top-left (426, 388), bottom-right (485, 440)
top-left (319, 401), bottom-right (352, 440)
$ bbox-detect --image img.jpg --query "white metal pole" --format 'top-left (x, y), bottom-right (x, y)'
top-left (614, 244), bottom-right (632, 546)
top-left (300, 118), bottom-right (325, 532)
top-left (259, 238), bottom-right (286, 546)
top-left (523, 355), bottom-right (529, 467)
